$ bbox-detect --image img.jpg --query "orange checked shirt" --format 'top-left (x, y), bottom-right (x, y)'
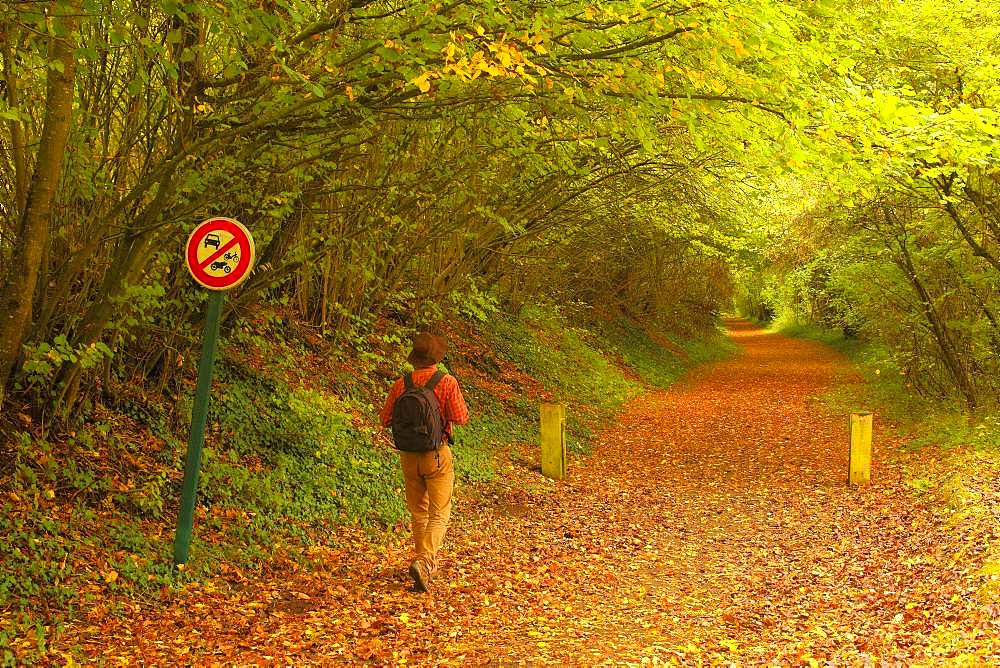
top-left (380, 367), bottom-right (469, 436)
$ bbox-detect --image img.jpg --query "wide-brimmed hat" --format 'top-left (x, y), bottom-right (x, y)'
top-left (407, 332), bottom-right (447, 368)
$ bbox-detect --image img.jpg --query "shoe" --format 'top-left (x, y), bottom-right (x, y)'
top-left (408, 559), bottom-right (431, 593)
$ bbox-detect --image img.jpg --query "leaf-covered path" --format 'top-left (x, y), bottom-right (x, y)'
top-left (67, 320), bottom-right (999, 665)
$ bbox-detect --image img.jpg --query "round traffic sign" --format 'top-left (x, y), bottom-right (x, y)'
top-left (185, 218), bottom-right (255, 290)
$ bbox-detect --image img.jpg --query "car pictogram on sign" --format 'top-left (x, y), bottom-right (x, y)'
top-left (203, 233), bottom-right (221, 249)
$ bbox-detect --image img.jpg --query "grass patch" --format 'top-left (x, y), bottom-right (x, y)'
top-left (594, 318), bottom-right (736, 388)
top-left (487, 306), bottom-right (643, 410)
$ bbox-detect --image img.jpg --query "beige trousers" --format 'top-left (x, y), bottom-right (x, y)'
top-left (399, 445), bottom-right (454, 573)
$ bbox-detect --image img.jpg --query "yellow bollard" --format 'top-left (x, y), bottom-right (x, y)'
top-left (849, 412), bottom-right (874, 486)
top-left (540, 403), bottom-right (566, 480)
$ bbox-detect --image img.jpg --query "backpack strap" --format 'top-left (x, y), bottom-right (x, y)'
top-left (425, 370), bottom-right (446, 391)
top-left (403, 373), bottom-right (414, 390)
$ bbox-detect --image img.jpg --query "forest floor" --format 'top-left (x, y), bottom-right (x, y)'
top-left (58, 320), bottom-right (1000, 665)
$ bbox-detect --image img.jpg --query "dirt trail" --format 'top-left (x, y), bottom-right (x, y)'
top-left (66, 320), bottom-right (997, 665)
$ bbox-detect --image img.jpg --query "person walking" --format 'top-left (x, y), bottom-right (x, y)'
top-left (380, 332), bottom-right (468, 592)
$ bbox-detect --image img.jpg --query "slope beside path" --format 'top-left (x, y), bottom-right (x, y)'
top-left (62, 320), bottom-right (999, 665)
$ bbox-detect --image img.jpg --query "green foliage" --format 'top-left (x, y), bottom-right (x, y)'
top-left (0, 424), bottom-right (180, 631)
top-left (109, 282), bottom-right (168, 339)
top-left (17, 338), bottom-right (112, 398)
top-left (0, 504), bottom-right (75, 610)
top-left (684, 334), bottom-right (740, 367)
top-left (771, 322), bottom-right (867, 358)
top-left (202, 373), bottom-right (407, 529)
top-left (451, 407), bottom-right (525, 483)
top-left (449, 283), bottom-right (500, 324)
top-left (209, 369), bottom-right (347, 460)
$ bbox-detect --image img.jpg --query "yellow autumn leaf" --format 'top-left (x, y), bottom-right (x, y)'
top-left (411, 73), bottom-right (432, 93)
top-left (726, 37), bottom-right (749, 58)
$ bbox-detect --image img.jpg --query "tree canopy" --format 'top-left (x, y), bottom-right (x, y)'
top-left (1, 0), bottom-right (997, 413)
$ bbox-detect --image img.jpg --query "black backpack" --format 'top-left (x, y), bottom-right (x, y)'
top-left (390, 371), bottom-right (446, 452)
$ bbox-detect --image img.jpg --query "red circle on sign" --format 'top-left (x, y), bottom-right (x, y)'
top-left (185, 218), bottom-right (255, 290)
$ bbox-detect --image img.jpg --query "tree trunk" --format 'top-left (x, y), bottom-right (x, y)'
top-left (0, 1), bottom-right (81, 399)
top-left (2, 26), bottom-right (29, 219)
top-left (891, 228), bottom-right (978, 410)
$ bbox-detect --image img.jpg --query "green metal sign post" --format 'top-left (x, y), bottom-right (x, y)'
top-left (173, 218), bottom-right (255, 567)
top-left (173, 290), bottom-right (224, 566)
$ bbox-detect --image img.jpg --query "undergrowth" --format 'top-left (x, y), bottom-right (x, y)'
top-left (772, 320), bottom-right (1000, 453)
top-left (596, 318), bottom-right (736, 389)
